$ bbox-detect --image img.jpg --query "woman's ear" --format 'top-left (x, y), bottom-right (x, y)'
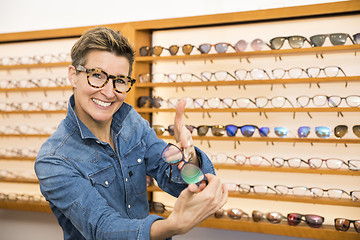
top-left (68, 65), bottom-right (77, 88)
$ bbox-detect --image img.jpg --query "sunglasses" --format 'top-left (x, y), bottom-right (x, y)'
top-left (234, 38), bottom-right (268, 52)
top-left (334, 218), bottom-right (360, 232)
top-left (148, 201), bottom-right (172, 214)
top-left (196, 125), bottom-right (225, 137)
top-left (161, 143), bottom-right (207, 184)
top-left (225, 124), bottom-right (269, 137)
top-left (272, 157), bottom-right (309, 168)
top-left (252, 210), bottom-right (285, 224)
top-left (137, 96), bottom-right (163, 108)
top-left (334, 125), bottom-right (360, 138)
top-left (214, 208), bottom-right (249, 220)
top-left (198, 42), bottom-right (235, 54)
top-left (139, 44), bottom-right (199, 56)
top-left (354, 33), bottom-right (360, 44)
top-left (287, 213), bottom-right (324, 228)
top-left (296, 95), bottom-right (360, 108)
top-left (269, 35), bottom-right (311, 50)
top-left (309, 33), bottom-right (355, 47)
top-left (152, 124), bottom-right (196, 136)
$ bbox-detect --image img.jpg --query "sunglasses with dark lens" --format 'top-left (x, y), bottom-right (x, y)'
top-left (272, 157), bottom-right (309, 168)
top-left (214, 208), bottom-right (249, 220)
top-left (334, 218), bottom-right (360, 233)
top-left (269, 35), bottom-right (311, 50)
top-left (287, 213), bottom-right (324, 228)
top-left (152, 124), bottom-right (196, 136)
top-left (315, 126), bottom-right (331, 139)
top-left (310, 33), bottom-right (355, 47)
top-left (161, 143), bottom-right (207, 184)
top-left (335, 125), bottom-right (360, 139)
top-left (195, 125), bottom-right (225, 137)
top-left (198, 42), bottom-right (235, 54)
top-left (137, 96), bottom-right (163, 108)
top-left (148, 201), bottom-right (174, 214)
top-left (252, 210), bottom-right (285, 224)
top-left (225, 124), bottom-right (269, 137)
top-left (354, 33), bottom-right (360, 44)
top-left (351, 191), bottom-right (360, 202)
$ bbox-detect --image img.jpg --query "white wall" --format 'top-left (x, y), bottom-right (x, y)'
top-left (0, 0), bottom-right (345, 34)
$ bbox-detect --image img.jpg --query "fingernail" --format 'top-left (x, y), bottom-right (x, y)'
top-left (187, 140), bottom-right (191, 147)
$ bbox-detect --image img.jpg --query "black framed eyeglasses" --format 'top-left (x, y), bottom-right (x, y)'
top-left (76, 65), bottom-right (136, 93)
top-left (310, 33), bottom-right (355, 47)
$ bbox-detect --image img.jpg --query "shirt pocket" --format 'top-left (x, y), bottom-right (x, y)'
top-left (88, 165), bottom-right (116, 188)
top-left (124, 141), bottom-right (147, 195)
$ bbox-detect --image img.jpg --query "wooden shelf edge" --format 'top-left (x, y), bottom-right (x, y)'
top-left (135, 45), bottom-right (360, 62)
top-left (154, 211), bottom-right (359, 240)
top-left (159, 136), bottom-right (360, 144)
top-left (135, 107), bottom-right (360, 113)
top-left (0, 86), bottom-right (72, 93)
top-left (0, 200), bottom-right (51, 213)
top-left (213, 164), bottom-right (360, 176)
top-left (0, 61), bottom-right (71, 70)
top-left (0, 110), bottom-right (67, 115)
top-left (135, 76), bottom-right (360, 88)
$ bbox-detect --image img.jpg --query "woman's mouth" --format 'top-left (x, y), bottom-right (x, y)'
top-left (92, 98), bottom-right (112, 107)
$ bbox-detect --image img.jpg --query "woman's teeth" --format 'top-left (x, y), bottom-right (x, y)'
top-left (92, 98), bottom-right (111, 107)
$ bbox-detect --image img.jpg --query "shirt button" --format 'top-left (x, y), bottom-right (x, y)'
top-left (125, 178), bottom-right (128, 182)
top-left (137, 159), bottom-right (142, 163)
top-left (105, 181), bottom-right (108, 186)
top-left (96, 140), bottom-right (100, 144)
top-left (128, 205), bottom-right (131, 209)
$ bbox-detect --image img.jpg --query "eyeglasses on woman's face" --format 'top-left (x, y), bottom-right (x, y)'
top-left (76, 65), bottom-right (136, 93)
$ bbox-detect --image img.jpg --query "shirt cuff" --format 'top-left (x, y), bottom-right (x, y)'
top-left (139, 214), bottom-right (169, 240)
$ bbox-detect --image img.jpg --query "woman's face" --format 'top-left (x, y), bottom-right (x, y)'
top-left (68, 50), bottom-right (130, 127)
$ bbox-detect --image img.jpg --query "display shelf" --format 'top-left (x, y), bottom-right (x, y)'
top-left (0, 199), bottom-right (51, 213)
top-left (153, 211), bottom-right (359, 240)
top-left (0, 61), bottom-right (71, 70)
top-left (135, 107), bottom-right (360, 113)
top-left (0, 177), bottom-right (38, 184)
top-left (1, 199), bottom-right (358, 240)
top-left (158, 136), bottom-right (360, 144)
top-left (213, 164), bottom-right (360, 176)
top-left (147, 186), bottom-right (358, 207)
top-left (0, 156), bottom-right (35, 161)
top-left (0, 110), bottom-right (66, 115)
top-left (0, 86), bottom-right (71, 93)
top-left (135, 76), bottom-right (360, 88)
top-left (135, 45), bottom-right (360, 63)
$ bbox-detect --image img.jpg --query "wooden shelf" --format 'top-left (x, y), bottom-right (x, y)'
top-left (1, 199), bottom-right (358, 240)
top-left (155, 211), bottom-right (359, 240)
top-left (0, 134), bottom-right (51, 138)
top-left (0, 86), bottom-right (72, 93)
top-left (0, 156), bottom-right (35, 161)
top-left (135, 45), bottom-right (360, 63)
top-left (158, 135), bottom-right (360, 144)
top-left (213, 164), bottom-right (360, 176)
top-left (0, 110), bottom-right (66, 115)
top-left (135, 76), bottom-right (360, 88)
top-left (0, 177), bottom-right (38, 184)
top-left (148, 186), bottom-right (358, 207)
top-left (136, 107), bottom-right (359, 113)
top-left (0, 61), bottom-right (71, 70)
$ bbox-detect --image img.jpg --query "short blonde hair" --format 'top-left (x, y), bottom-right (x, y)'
top-left (71, 27), bottom-right (135, 75)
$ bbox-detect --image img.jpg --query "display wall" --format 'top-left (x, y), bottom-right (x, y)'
top-left (0, 2), bottom-right (359, 240)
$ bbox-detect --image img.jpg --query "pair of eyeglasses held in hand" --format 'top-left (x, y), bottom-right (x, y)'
top-left (161, 143), bottom-right (207, 185)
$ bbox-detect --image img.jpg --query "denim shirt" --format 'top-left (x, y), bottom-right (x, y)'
top-left (34, 95), bottom-right (215, 240)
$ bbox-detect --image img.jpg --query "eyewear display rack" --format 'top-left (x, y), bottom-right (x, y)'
top-left (0, 2), bottom-right (359, 240)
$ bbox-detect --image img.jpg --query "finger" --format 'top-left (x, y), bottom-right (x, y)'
top-left (218, 183), bottom-right (229, 209)
top-left (178, 184), bottom-right (197, 201)
top-left (174, 99), bottom-right (186, 141)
